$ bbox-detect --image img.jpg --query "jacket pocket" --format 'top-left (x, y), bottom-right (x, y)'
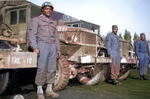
top-left (50, 24), bottom-right (56, 35)
top-left (38, 21), bottom-right (48, 30)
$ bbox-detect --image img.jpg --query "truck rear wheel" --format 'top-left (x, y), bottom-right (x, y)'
top-left (0, 71), bottom-right (9, 94)
top-left (118, 65), bottom-right (132, 80)
top-left (101, 64), bottom-right (132, 81)
top-left (53, 55), bottom-right (70, 91)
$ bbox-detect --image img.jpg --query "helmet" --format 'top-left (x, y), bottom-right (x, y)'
top-left (41, 2), bottom-right (54, 11)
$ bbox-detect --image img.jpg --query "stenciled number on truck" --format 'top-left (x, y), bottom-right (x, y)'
top-left (57, 26), bottom-right (67, 40)
top-left (57, 26), bottom-right (67, 32)
top-left (11, 57), bottom-right (33, 64)
top-left (27, 57), bottom-right (32, 64)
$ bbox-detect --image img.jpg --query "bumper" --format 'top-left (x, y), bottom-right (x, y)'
top-left (67, 56), bottom-right (138, 64)
top-left (0, 52), bottom-right (37, 69)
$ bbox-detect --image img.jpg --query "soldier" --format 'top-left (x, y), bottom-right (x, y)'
top-left (105, 25), bottom-right (121, 85)
top-left (135, 33), bottom-right (150, 80)
top-left (27, 2), bottom-right (61, 99)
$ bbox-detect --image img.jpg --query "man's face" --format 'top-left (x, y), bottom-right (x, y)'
top-left (112, 28), bottom-right (118, 35)
top-left (141, 35), bottom-right (145, 41)
top-left (42, 6), bottom-right (53, 17)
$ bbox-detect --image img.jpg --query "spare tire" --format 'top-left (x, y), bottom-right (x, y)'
top-left (53, 55), bottom-right (70, 91)
top-left (76, 64), bottom-right (105, 85)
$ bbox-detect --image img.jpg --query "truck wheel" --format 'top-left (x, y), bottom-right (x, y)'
top-left (53, 55), bottom-right (70, 91)
top-left (0, 72), bottom-right (9, 94)
top-left (118, 65), bottom-right (132, 80)
top-left (77, 64), bottom-right (105, 85)
top-left (98, 49), bottom-right (108, 57)
top-left (103, 64), bottom-right (111, 82)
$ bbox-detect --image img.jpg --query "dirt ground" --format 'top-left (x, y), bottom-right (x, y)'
top-left (0, 69), bottom-right (150, 99)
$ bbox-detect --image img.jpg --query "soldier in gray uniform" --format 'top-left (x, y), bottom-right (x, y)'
top-left (105, 25), bottom-right (121, 85)
top-left (27, 2), bottom-right (61, 99)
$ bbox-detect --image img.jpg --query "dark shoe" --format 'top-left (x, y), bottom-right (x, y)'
top-left (112, 79), bottom-right (117, 85)
top-left (143, 75), bottom-right (148, 80)
top-left (139, 75), bottom-right (143, 80)
top-left (112, 79), bottom-right (122, 85)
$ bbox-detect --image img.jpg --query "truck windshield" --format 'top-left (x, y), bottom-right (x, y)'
top-left (10, 11), bottom-right (17, 25)
top-left (19, 10), bottom-right (26, 23)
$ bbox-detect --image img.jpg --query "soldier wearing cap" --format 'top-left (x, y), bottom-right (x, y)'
top-left (105, 25), bottom-right (121, 85)
top-left (135, 33), bottom-right (150, 80)
top-left (27, 2), bottom-right (61, 99)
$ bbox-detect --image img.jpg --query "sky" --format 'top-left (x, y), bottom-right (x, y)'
top-left (28, 0), bottom-right (150, 40)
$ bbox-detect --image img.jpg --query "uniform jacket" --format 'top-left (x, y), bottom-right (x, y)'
top-left (27, 14), bottom-right (60, 51)
top-left (135, 40), bottom-right (150, 57)
top-left (105, 33), bottom-right (120, 56)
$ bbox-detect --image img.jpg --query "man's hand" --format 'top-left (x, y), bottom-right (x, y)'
top-left (57, 50), bottom-right (61, 58)
top-left (109, 54), bottom-right (113, 59)
top-left (137, 57), bottom-right (140, 60)
top-left (33, 48), bottom-right (40, 54)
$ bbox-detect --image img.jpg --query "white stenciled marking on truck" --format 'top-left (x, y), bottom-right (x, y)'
top-left (11, 57), bottom-right (20, 64)
top-left (27, 57), bottom-right (32, 64)
top-left (59, 33), bottom-right (64, 39)
top-left (57, 26), bottom-right (67, 31)
top-left (11, 57), bottom-right (33, 64)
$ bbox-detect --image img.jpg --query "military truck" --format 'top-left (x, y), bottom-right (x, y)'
top-left (0, 0), bottom-right (138, 93)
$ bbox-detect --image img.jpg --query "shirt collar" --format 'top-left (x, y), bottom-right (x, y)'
top-left (111, 32), bottom-right (118, 37)
top-left (39, 14), bottom-right (53, 23)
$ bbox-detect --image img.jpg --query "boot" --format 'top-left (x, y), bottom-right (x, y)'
top-left (37, 86), bottom-right (45, 99)
top-left (37, 94), bottom-right (45, 99)
top-left (45, 84), bottom-right (59, 97)
top-left (112, 79), bottom-right (122, 85)
top-left (139, 75), bottom-right (143, 80)
top-left (143, 75), bottom-right (148, 80)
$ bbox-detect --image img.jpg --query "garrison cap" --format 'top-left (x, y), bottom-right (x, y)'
top-left (112, 25), bottom-right (118, 30)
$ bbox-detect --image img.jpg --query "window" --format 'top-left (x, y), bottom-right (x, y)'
top-left (19, 10), bottom-right (26, 23)
top-left (73, 24), bottom-right (78, 27)
top-left (66, 25), bottom-right (71, 27)
top-left (65, 23), bottom-right (79, 27)
top-left (10, 11), bottom-right (17, 25)
top-left (10, 9), bottom-right (26, 25)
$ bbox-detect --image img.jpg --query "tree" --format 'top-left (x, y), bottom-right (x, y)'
top-left (123, 29), bottom-right (132, 43)
top-left (118, 33), bottom-right (123, 39)
top-left (133, 32), bottom-right (139, 41)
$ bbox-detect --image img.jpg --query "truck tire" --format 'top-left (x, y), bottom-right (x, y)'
top-left (77, 64), bottom-right (105, 85)
top-left (0, 72), bottom-right (9, 94)
top-left (103, 64), bottom-right (111, 82)
top-left (118, 65), bottom-right (132, 80)
top-left (53, 55), bottom-right (70, 91)
top-left (0, 40), bottom-right (11, 94)
top-left (100, 64), bottom-right (132, 81)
